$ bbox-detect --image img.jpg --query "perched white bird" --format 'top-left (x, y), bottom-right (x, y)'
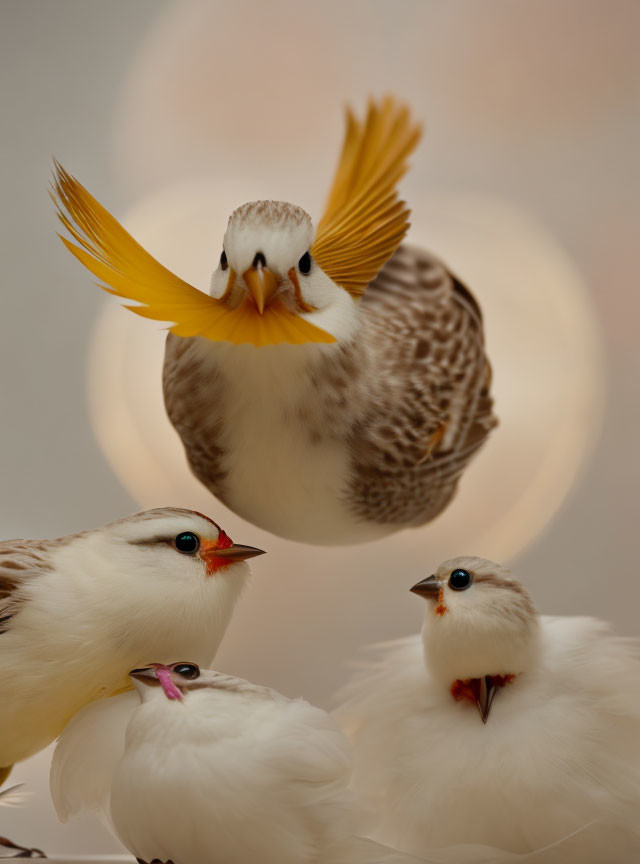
top-left (0, 508), bottom-right (263, 809)
top-left (52, 97), bottom-right (496, 545)
top-left (336, 556), bottom-right (640, 862)
top-left (107, 662), bottom-right (550, 864)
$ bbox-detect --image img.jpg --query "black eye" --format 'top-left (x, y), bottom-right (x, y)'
top-left (220, 250), bottom-right (228, 271)
top-left (173, 663), bottom-right (200, 680)
top-left (298, 251), bottom-right (312, 275)
top-left (174, 532), bottom-right (200, 554)
top-left (449, 568), bottom-right (472, 591)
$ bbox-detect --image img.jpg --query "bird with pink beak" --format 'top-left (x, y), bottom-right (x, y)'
top-left (109, 663), bottom-right (530, 864)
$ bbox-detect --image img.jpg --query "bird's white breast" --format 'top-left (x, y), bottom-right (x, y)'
top-left (196, 341), bottom-right (390, 544)
top-left (338, 619), bottom-right (640, 859)
top-left (111, 687), bottom-right (356, 864)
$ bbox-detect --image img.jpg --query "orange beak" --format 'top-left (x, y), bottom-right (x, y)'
top-left (199, 532), bottom-right (265, 574)
top-left (242, 262), bottom-right (279, 314)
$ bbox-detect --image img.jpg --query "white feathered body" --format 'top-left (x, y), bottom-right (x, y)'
top-left (2, 535), bottom-right (245, 770)
top-left (336, 616), bottom-right (640, 860)
top-left (110, 683), bottom-right (358, 864)
top-left (109, 678), bottom-right (539, 864)
top-left (178, 338), bottom-right (376, 545)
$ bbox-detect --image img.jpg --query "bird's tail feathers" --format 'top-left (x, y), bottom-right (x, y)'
top-left (518, 817), bottom-right (640, 860)
top-left (326, 819), bottom-right (640, 864)
top-left (50, 690), bottom-right (138, 824)
top-left (0, 784), bottom-right (29, 807)
top-left (327, 836), bottom-right (517, 864)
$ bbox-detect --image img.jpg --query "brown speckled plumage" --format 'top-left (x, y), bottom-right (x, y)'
top-left (345, 245), bottom-right (496, 525)
top-left (0, 538), bottom-right (66, 632)
top-left (163, 244), bottom-right (496, 532)
top-left (0, 509), bottom-right (213, 632)
top-left (476, 571), bottom-right (538, 622)
top-left (163, 338), bottom-right (230, 498)
top-left (227, 200), bottom-right (311, 231)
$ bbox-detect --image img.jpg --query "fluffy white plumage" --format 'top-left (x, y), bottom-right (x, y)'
top-left (0, 785), bottom-right (28, 808)
top-left (335, 557), bottom-right (640, 862)
top-left (212, 206), bottom-right (360, 345)
top-left (105, 665), bottom-right (549, 864)
top-left (183, 339), bottom-right (374, 544)
top-left (34, 509), bottom-right (262, 829)
top-left (50, 689), bottom-right (139, 824)
top-left (111, 667), bottom-right (358, 864)
top-left (2, 509), bottom-right (259, 772)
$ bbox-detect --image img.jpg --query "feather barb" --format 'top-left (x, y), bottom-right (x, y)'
top-left (311, 96), bottom-right (422, 296)
top-left (51, 162), bottom-right (335, 346)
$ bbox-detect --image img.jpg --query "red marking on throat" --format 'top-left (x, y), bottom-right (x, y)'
top-left (451, 674), bottom-right (515, 704)
top-left (435, 586), bottom-right (448, 616)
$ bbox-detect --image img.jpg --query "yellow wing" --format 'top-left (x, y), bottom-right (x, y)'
top-left (311, 96), bottom-right (422, 297)
top-left (52, 162), bottom-right (335, 347)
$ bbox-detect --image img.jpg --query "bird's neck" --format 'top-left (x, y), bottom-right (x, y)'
top-left (197, 333), bottom-right (368, 416)
top-left (450, 673), bottom-right (516, 704)
top-left (448, 673), bottom-right (518, 724)
top-left (422, 616), bottom-right (542, 687)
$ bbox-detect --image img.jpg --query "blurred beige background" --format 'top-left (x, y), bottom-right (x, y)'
top-left (1, 0), bottom-right (639, 855)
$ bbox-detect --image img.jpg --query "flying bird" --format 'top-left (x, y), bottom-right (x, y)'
top-left (52, 97), bottom-right (497, 545)
top-left (0, 507), bottom-right (263, 855)
top-left (335, 557), bottom-right (640, 861)
top-left (107, 662), bottom-right (546, 864)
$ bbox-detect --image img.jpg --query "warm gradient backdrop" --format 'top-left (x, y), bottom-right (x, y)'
top-left (1, 0), bottom-right (639, 855)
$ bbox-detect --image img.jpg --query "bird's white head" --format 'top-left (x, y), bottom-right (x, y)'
top-left (49, 508), bottom-right (264, 673)
top-left (129, 661), bottom-right (202, 703)
top-left (411, 556), bottom-right (541, 687)
top-left (55, 98), bottom-right (420, 349)
top-left (209, 200), bottom-right (358, 345)
top-left (98, 506), bottom-right (263, 582)
top-left (129, 661), bottom-right (264, 704)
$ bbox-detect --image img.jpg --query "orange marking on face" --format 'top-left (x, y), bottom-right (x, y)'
top-left (435, 586), bottom-right (448, 616)
top-left (220, 269), bottom-right (236, 304)
top-left (200, 531), bottom-right (234, 575)
top-left (287, 267), bottom-right (316, 313)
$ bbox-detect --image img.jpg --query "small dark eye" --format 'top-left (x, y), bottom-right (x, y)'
top-left (220, 250), bottom-right (228, 271)
top-left (173, 663), bottom-right (200, 680)
top-left (174, 532), bottom-right (200, 554)
top-left (449, 569), bottom-right (472, 591)
top-left (298, 251), bottom-right (312, 275)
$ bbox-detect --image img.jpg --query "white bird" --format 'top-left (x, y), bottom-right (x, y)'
top-left (335, 556), bottom-right (640, 862)
top-left (107, 662), bottom-right (541, 864)
top-left (0, 506), bottom-right (263, 845)
top-left (53, 97), bottom-right (496, 545)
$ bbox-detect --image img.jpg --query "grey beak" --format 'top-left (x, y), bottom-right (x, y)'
top-left (209, 544), bottom-right (266, 561)
top-left (477, 676), bottom-right (498, 724)
top-left (410, 574), bottom-right (442, 598)
top-left (130, 666), bottom-right (159, 686)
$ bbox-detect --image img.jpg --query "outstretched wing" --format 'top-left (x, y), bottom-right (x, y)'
top-left (52, 163), bottom-right (221, 336)
top-left (311, 97), bottom-right (422, 297)
top-left (52, 163), bottom-right (334, 347)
